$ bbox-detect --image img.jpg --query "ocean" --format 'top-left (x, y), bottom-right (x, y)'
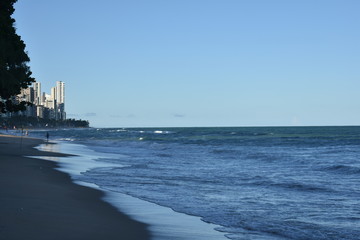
top-left (29, 126), bottom-right (360, 240)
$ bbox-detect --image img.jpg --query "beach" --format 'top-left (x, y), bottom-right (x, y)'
top-left (25, 126), bottom-right (358, 240)
top-left (2, 127), bottom-right (359, 240)
top-left (0, 135), bottom-right (150, 240)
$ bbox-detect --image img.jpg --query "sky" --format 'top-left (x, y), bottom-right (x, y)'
top-left (13, 0), bottom-right (360, 128)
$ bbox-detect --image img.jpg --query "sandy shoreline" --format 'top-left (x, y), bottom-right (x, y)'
top-left (0, 135), bottom-right (150, 240)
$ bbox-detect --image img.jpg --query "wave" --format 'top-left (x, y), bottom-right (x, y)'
top-left (272, 182), bottom-right (332, 192)
top-left (58, 137), bottom-right (76, 141)
top-left (323, 165), bottom-right (360, 175)
top-left (245, 177), bottom-right (333, 193)
top-left (153, 130), bottom-right (172, 134)
top-left (108, 129), bottom-right (127, 133)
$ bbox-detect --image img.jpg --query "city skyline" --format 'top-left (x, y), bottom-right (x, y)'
top-left (17, 81), bottom-right (66, 121)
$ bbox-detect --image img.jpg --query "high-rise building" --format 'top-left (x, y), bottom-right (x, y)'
top-left (33, 82), bottom-right (42, 105)
top-left (55, 81), bottom-right (65, 120)
top-left (17, 87), bottom-right (36, 117)
top-left (51, 87), bottom-right (56, 101)
top-left (56, 81), bottom-right (65, 104)
top-left (19, 87), bottom-right (34, 103)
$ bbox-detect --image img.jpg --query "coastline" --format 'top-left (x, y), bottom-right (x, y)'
top-left (0, 135), bottom-right (150, 240)
top-left (35, 140), bottom-right (228, 240)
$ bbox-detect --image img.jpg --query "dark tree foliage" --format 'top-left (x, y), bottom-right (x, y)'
top-left (0, 0), bottom-right (35, 113)
top-left (0, 116), bottom-right (90, 129)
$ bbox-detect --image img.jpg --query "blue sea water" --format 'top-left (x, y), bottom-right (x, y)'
top-left (30, 126), bottom-right (360, 240)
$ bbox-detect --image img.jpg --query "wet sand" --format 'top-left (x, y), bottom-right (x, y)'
top-left (0, 135), bottom-right (150, 240)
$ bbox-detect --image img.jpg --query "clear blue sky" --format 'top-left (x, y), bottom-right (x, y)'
top-left (14, 0), bottom-right (359, 127)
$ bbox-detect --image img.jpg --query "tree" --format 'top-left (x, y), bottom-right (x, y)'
top-left (0, 0), bottom-right (35, 113)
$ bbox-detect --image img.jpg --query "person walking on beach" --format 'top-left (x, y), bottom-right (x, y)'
top-left (46, 132), bottom-right (49, 143)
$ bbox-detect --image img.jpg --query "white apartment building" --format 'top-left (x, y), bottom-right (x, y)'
top-left (56, 81), bottom-right (65, 105)
top-left (33, 82), bottom-right (42, 105)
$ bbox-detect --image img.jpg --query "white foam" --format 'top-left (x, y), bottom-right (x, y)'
top-left (154, 130), bottom-right (171, 134)
top-left (35, 142), bottom-right (121, 175)
top-left (34, 141), bottom-right (228, 240)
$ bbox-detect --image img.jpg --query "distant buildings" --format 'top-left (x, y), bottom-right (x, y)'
top-left (15, 81), bottom-right (66, 120)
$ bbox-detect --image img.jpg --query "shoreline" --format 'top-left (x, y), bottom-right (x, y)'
top-left (0, 135), bottom-right (150, 240)
top-left (36, 140), bottom-right (228, 240)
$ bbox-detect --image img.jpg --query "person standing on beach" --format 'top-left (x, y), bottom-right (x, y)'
top-left (46, 132), bottom-right (49, 143)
